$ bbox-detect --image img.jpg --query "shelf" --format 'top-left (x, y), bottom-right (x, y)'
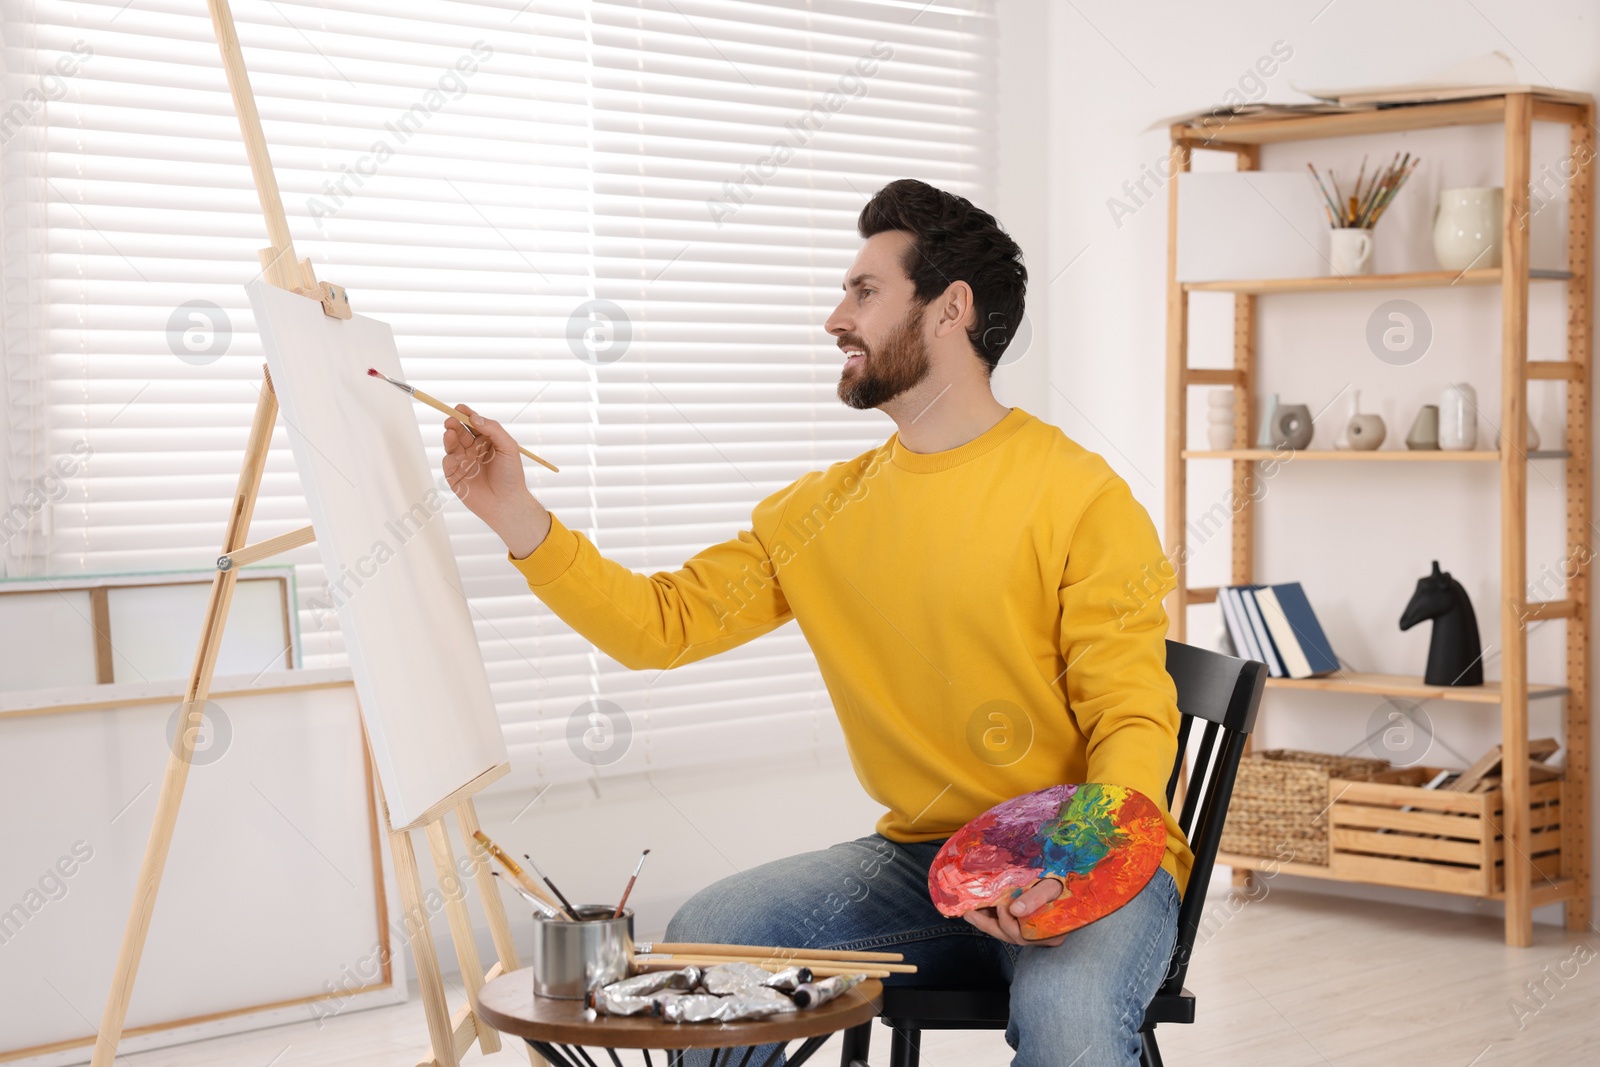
top-left (1185, 448), bottom-right (1495, 462)
top-left (1181, 267), bottom-right (1571, 295)
top-left (1216, 854), bottom-right (1580, 908)
top-left (1263, 671), bottom-right (1569, 704)
top-left (1183, 448), bottom-right (1572, 461)
top-left (1216, 857), bottom-right (1580, 908)
top-left (1172, 94), bottom-right (1593, 147)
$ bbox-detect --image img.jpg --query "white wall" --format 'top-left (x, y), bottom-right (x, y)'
top-left (1019, 0), bottom-right (1600, 924)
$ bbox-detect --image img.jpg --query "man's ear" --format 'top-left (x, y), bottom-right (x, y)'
top-left (931, 280), bottom-right (975, 339)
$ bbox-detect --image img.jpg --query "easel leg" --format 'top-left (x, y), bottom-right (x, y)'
top-left (424, 819), bottom-right (500, 1054)
top-left (91, 374), bottom-right (279, 1067)
top-left (392, 827), bottom-right (462, 1067)
top-left (458, 801), bottom-right (547, 1067)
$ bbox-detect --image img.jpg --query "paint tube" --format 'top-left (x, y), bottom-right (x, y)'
top-left (659, 987), bottom-right (795, 1023)
top-left (761, 965), bottom-right (813, 992)
top-left (596, 967), bottom-right (701, 1000)
top-left (791, 973), bottom-right (867, 1010)
top-left (589, 989), bottom-right (661, 1017)
top-left (700, 961), bottom-right (777, 995)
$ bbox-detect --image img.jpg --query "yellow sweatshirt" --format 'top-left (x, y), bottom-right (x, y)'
top-left (510, 406), bottom-right (1194, 897)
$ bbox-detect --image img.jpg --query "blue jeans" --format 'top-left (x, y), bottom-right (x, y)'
top-left (664, 834), bottom-right (1180, 1067)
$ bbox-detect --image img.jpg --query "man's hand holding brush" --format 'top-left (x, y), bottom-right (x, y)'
top-left (442, 405), bottom-right (552, 560)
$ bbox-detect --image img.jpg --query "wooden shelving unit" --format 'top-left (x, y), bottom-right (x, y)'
top-left (1163, 91), bottom-right (1594, 947)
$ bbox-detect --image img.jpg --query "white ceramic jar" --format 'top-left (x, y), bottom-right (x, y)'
top-left (1439, 382), bottom-right (1478, 450)
top-left (1432, 187), bottom-right (1503, 271)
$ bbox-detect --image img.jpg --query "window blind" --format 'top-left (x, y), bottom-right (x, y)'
top-left (3, 0), bottom-right (998, 784)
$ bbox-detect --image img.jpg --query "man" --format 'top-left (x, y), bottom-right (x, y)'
top-left (443, 179), bottom-right (1189, 1066)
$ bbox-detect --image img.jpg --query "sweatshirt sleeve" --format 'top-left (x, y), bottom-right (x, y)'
top-left (1057, 474), bottom-right (1181, 813)
top-left (508, 482), bottom-right (797, 671)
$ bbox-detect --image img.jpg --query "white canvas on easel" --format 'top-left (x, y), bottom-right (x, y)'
top-left (245, 279), bottom-right (508, 831)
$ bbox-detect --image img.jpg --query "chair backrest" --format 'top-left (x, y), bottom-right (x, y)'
top-left (1157, 639), bottom-right (1266, 997)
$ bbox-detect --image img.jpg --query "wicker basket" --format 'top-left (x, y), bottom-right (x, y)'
top-left (1220, 749), bottom-right (1391, 866)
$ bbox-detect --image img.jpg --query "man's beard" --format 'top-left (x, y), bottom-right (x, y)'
top-left (837, 304), bottom-right (931, 410)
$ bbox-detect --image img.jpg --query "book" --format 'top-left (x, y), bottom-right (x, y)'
top-left (1240, 587), bottom-right (1286, 677)
top-left (1218, 586), bottom-right (1261, 665)
top-left (1216, 586), bottom-right (1245, 657)
top-left (1255, 586), bottom-right (1313, 678)
top-left (1265, 582), bottom-right (1339, 676)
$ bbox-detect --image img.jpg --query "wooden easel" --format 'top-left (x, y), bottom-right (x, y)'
top-left (90, 4), bottom-right (536, 1066)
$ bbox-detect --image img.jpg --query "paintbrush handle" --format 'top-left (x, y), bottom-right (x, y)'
top-left (636, 941), bottom-right (904, 963)
top-left (472, 831), bottom-right (565, 913)
top-left (641, 953), bottom-right (917, 974)
top-left (613, 875), bottom-right (639, 918)
top-left (412, 386), bottom-right (561, 474)
top-left (632, 957), bottom-right (892, 980)
top-left (494, 872), bottom-right (563, 919)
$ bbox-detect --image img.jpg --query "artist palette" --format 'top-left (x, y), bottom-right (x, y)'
top-left (927, 783), bottom-right (1167, 940)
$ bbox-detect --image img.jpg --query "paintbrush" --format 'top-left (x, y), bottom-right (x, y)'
top-left (634, 941), bottom-right (902, 963)
top-left (522, 853), bottom-right (579, 920)
top-left (635, 952), bottom-right (916, 974)
top-left (471, 830), bottom-right (566, 917)
top-left (367, 368), bottom-right (559, 473)
top-left (613, 849), bottom-right (650, 918)
top-left (492, 870), bottom-right (563, 920)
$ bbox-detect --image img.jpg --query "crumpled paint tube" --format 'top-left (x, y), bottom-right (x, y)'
top-left (588, 989), bottom-right (660, 1017)
top-left (659, 987), bottom-right (795, 1023)
top-left (700, 962), bottom-right (776, 996)
top-left (597, 966), bottom-right (702, 999)
top-left (760, 966), bottom-right (813, 993)
top-left (792, 973), bottom-right (867, 1010)
top-left (590, 968), bottom-right (703, 1017)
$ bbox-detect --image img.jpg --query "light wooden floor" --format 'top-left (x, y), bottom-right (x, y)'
top-left (116, 885), bottom-right (1598, 1066)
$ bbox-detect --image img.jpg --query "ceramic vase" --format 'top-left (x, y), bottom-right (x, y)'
top-left (1207, 389), bottom-right (1235, 450)
top-left (1271, 403), bottom-right (1313, 450)
top-left (1344, 390), bottom-right (1386, 450)
top-left (1406, 404), bottom-right (1440, 450)
top-left (1440, 382), bottom-right (1478, 450)
top-left (1256, 392), bottom-right (1279, 448)
top-left (1433, 187), bottom-right (1503, 271)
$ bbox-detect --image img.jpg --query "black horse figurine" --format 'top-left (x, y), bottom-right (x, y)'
top-left (1398, 560), bottom-right (1484, 686)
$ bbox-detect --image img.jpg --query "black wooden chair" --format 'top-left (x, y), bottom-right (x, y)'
top-left (837, 638), bottom-right (1266, 1067)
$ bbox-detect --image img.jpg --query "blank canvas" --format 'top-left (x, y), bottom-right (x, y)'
top-left (108, 577), bottom-right (289, 683)
top-left (0, 677), bottom-right (399, 1060)
top-left (246, 280), bottom-right (507, 829)
top-left (1175, 171), bottom-right (1329, 281)
top-left (0, 590), bottom-right (99, 690)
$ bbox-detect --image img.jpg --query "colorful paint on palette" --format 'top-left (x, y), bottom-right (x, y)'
top-left (927, 783), bottom-right (1166, 940)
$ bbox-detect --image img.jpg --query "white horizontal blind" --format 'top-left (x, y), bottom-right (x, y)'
top-left (580, 0), bottom-right (998, 775)
top-left (5, 0), bottom-right (998, 783)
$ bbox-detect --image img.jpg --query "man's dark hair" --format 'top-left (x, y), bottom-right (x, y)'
top-left (856, 178), bottom-right (1027, 373)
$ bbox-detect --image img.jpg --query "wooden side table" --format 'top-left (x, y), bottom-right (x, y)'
top-left (477, 967), bottom-right (882, 1067)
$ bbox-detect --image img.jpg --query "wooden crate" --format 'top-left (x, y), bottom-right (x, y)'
top-left (1327, 766), bottom-right (1564, 896)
